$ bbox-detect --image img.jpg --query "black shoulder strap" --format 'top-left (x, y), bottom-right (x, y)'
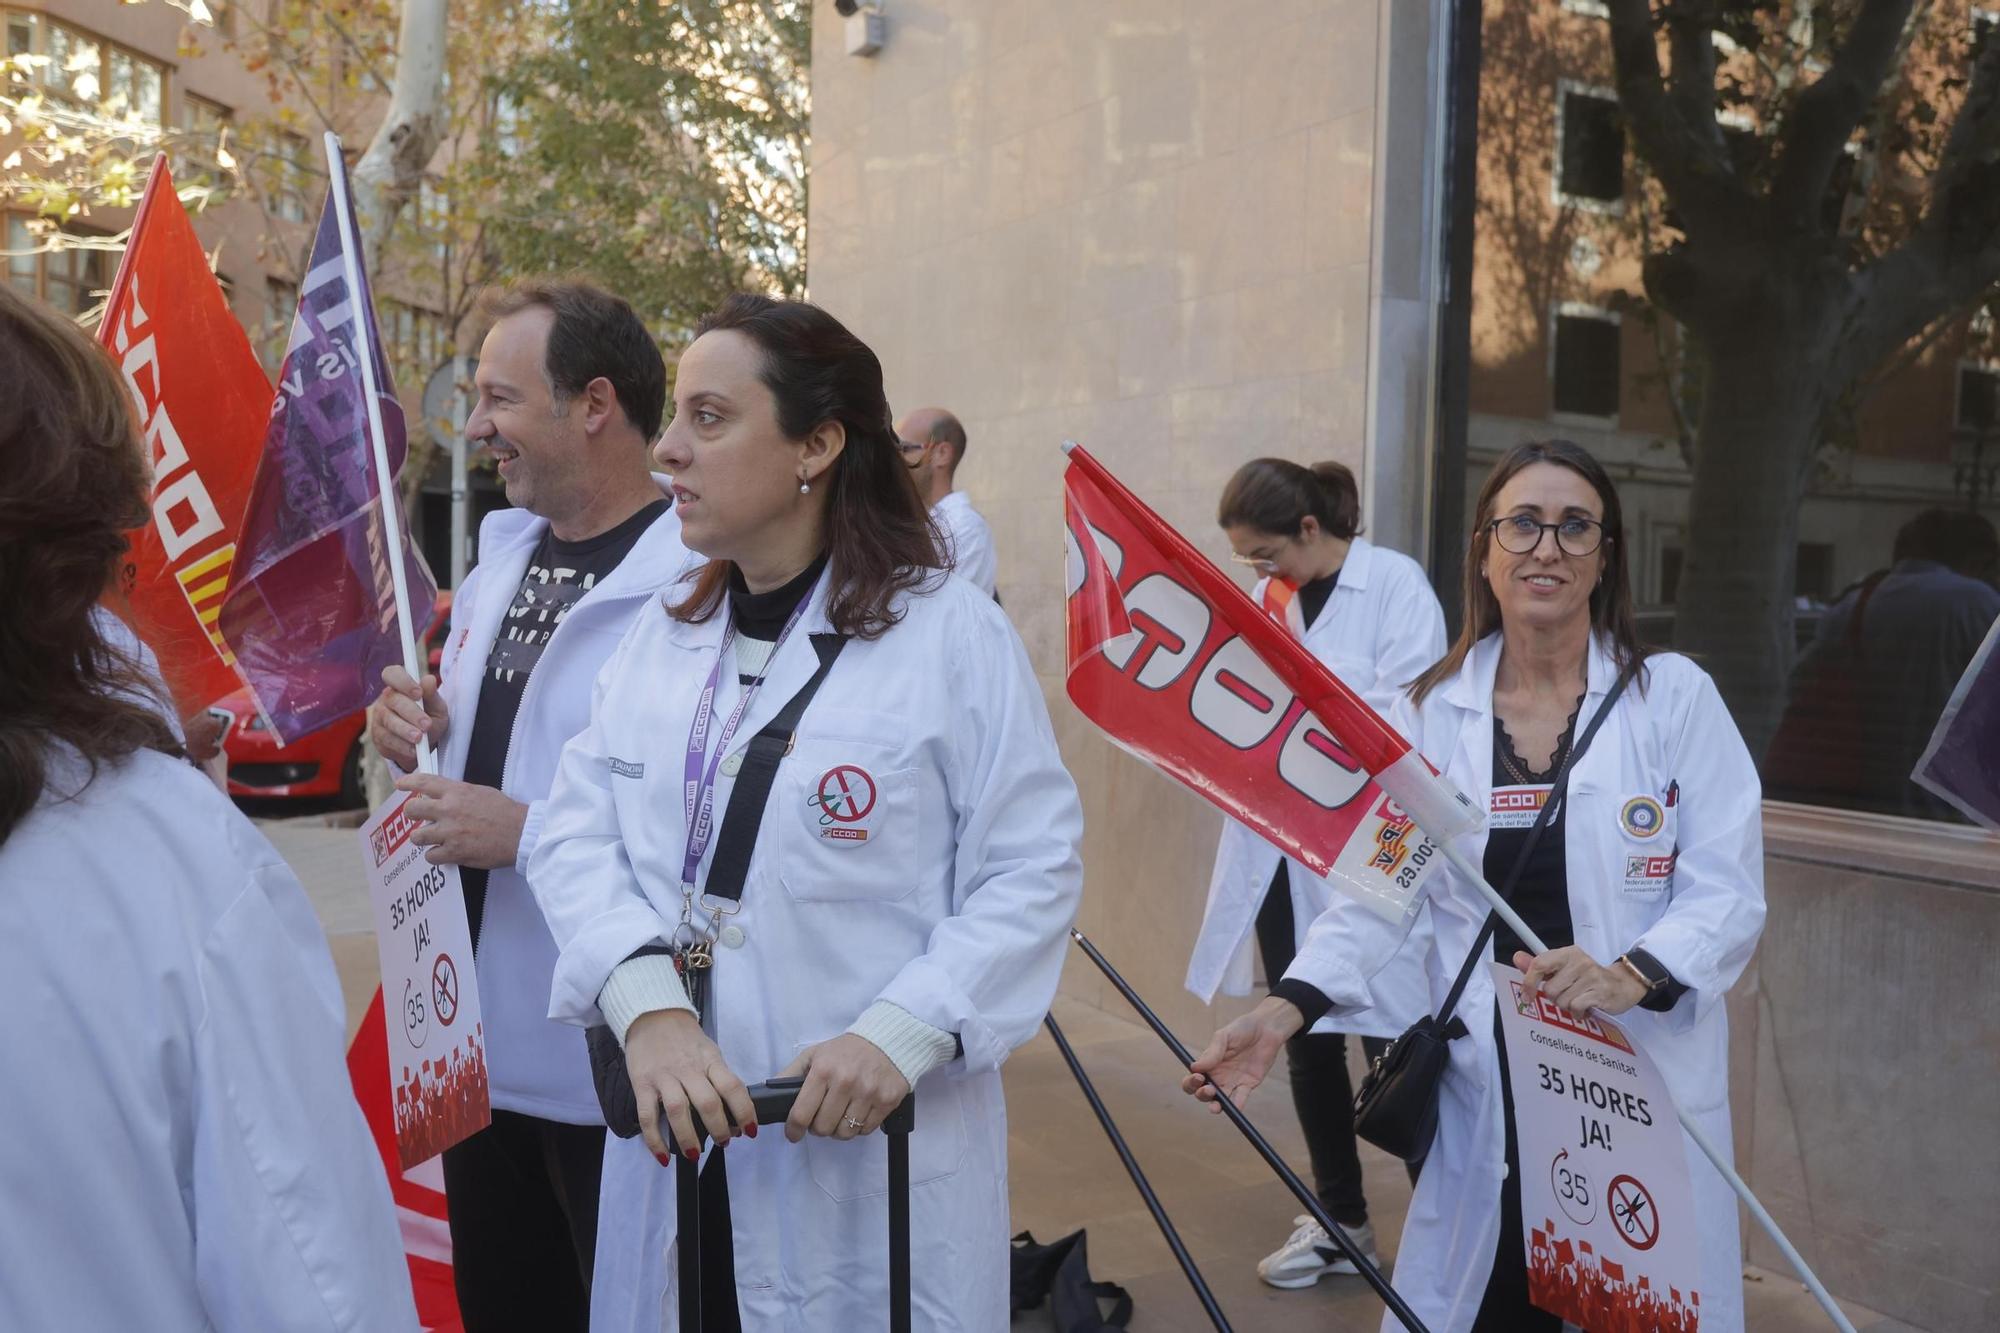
top-left (702, 633), bottom-right (847, 905)
top-left (1434, 659), bottom-right (1640, 1031)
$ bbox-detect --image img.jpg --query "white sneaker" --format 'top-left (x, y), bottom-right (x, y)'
top-left (1255, 1214), bottom-right (1379, 1289)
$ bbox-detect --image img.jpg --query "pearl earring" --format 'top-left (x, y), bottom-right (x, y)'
top-left (799, 477), bottom-right (811, 494)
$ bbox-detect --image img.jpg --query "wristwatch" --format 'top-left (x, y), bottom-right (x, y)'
top-left (1615, 949), bottom-right (1672, 997)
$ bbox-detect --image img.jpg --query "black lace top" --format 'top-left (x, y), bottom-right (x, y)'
top-left (1485, 694), bottom-right (1584, 963)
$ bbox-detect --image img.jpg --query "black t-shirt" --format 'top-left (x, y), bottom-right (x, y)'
top-left (1296, 566), bottom-right (1340, 628)
top-left (1484, 697), bottom-right (1584, 963)
top-left (1261, 567), bottom-right (1343, 903)
top-left (460, 499), bottom-right (670, 948)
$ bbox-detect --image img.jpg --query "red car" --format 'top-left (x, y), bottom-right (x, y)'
top-left (215, 592), bottom-right (454, 805)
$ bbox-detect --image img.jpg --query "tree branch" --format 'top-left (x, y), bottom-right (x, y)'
top-left (1850, 292), bottom-right (1983, 406)
top-left (1662, 1), bottom-right (1722, 146)
top-left (1770, 0), bottom-right (1917, 226)
top-left (319, 6), bottom-right (394, 98)
top-left (1603, 0), bottom-right (1750, 236)
top-left (1841, 33), bottom-right (2000, 378)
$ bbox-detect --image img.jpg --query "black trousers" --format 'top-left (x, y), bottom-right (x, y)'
top-left (1253, 865), bottom-right (1419, 1229)
top-left (1473, 1007), bottom-right (1563, 1332)
top-left (442, 1108), bottom-right (607, 1333)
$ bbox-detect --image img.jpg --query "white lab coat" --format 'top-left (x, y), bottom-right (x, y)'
top-left (1186, 537), bottom-right (1445, 1038)
top-left (1287, 634), bottom-right (1766, 1332)
top-left (528, 568), bottom-right (1084, 1332)
top-left (931, 490), bottom-right (998, 595)
top-left (93, 604), bottom-right (230, 790)
top-left (0, 747), bottom-right (417, 1332)
top-left (428, 486), bottom-right (693, 1123)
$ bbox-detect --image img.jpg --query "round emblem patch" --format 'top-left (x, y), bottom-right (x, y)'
top-left (809, 764), bottom-right (878, 842)
top-left (1620, 795), bottom-right (1666, 839)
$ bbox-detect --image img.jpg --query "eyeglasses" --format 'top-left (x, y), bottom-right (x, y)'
top-left (1228, 551), bottom-right (1283, 574)
top-left (896, 439), bottom-right (927, 459)
top-left (1488, 515), bottom-right (1606, 556)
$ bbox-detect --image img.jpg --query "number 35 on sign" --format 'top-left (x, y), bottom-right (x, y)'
top-left (359, 792), bottom-right (490, 1167)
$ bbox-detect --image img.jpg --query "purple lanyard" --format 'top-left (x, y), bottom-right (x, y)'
top-left (679, 577), bottom-right (820, 897)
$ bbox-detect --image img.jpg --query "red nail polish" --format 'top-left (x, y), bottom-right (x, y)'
top-left (685, 1147), bottom-right (700, 1162)
top-left (655, 1152), bottom-right (671, 1167)
top-left (744, 1122), bottom-right (759, 1139)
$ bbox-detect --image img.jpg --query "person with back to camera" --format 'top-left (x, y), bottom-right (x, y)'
top-left (0, 283), bottom-right (417, 1330)
top-left (526, 294), bottom-right (1084, 1330)
top-left (1184, 457), bottom-right (1445, 1287)
top-left (1770, 507), bottom-right (2000, 819)
top-left (1184, 439), bottom-right (1766, 1331)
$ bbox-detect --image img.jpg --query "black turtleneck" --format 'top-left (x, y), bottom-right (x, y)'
top-left (727, 550), bottom-right (829, 639)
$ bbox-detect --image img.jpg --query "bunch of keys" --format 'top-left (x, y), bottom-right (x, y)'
top-left (672, 916), bottom-right (714, 1021)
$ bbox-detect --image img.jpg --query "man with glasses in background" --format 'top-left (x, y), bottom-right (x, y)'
top-left (897, 406), bottom-right (998, 597)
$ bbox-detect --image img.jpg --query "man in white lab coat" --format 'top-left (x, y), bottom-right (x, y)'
top-left (367, 279), bottom-right (691, 1331)
top-left (897, 406), bottom-right (998, 596)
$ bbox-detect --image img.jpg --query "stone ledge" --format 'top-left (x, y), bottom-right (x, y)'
top-left (1761, 800), bottom-right (2000, 895)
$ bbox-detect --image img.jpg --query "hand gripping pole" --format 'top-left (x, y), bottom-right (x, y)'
top-left (1068, 930), bottom-right (1431, 1333)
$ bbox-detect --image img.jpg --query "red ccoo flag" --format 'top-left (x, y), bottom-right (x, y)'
top-left (97, 156), bottom-right (270, 714)
top-left (347, 987), bottom-right (464, 1332)
top-left (1062, 442), bottom-right (1479, 919)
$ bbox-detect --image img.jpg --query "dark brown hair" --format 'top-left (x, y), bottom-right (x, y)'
top-left (668, 294), bottom-right (942, 639)
top-left (475, 278), bottom-right (668, 439)
top-left (0, 284), bottom-right (182, 843)
top-left (1409, 438), bottom-right (1650, 704)
top-left (916, 409), bottom-right (968, 467)
top-left (1217, 458), bottom-right (1362, 541)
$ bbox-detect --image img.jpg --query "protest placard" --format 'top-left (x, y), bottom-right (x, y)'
top-left (1492, 962), bottom-right (1702, 1329)
top-left (361, 794), bottom-right (489, 1169)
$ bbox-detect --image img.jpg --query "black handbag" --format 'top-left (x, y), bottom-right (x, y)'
top-left (1010, 1230), bottom-right (1133, 1332)
top-left (588, 635), bottom-right (846, 1139)
top-left (1351, 661), bottom-right (1637, 1162)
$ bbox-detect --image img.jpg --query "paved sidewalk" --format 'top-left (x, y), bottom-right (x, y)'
top-left (259, 815), bottom-right (1909, 1332)
top-left (1006, 996), bottom-right (1909, 1332)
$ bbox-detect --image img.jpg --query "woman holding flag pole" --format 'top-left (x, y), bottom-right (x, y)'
top-left (1187, 457), bottom-right (1444, 1288)
top-left (527, 294), bottom-right (1084, 1330)
top-left (1186, 440), bottom-right (1769, 1331)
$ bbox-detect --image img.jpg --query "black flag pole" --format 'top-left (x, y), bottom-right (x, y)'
top-left (1068, 929), bottom-right (1431, 1333)
top-left (1042, 1014), bottom-right (1234, 1332)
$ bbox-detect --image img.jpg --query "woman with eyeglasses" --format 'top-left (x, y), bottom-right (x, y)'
top-left (1185, 457), bottom-right (1445, 1289)
top-left (1185, 440), bottom-right (1766, 1330)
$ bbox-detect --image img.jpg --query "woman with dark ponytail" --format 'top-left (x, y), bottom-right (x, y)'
top-left (1184, 456), bottom-right (1446, 1288)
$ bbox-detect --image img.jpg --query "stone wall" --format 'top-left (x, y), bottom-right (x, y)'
top-left (808, 0), bottom-right (1407, 1038)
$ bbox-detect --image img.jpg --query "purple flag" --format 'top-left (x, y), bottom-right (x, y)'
top-left (1914, 613), bottom-right (2000, 829)
top-left (218, 155), bottom-right (437, 743)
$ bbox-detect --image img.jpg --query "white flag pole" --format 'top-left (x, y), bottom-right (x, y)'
top-left (323, 131), bottom-right (434, 775)
top-left (1436, 841), bottom-right (1856, 1333)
